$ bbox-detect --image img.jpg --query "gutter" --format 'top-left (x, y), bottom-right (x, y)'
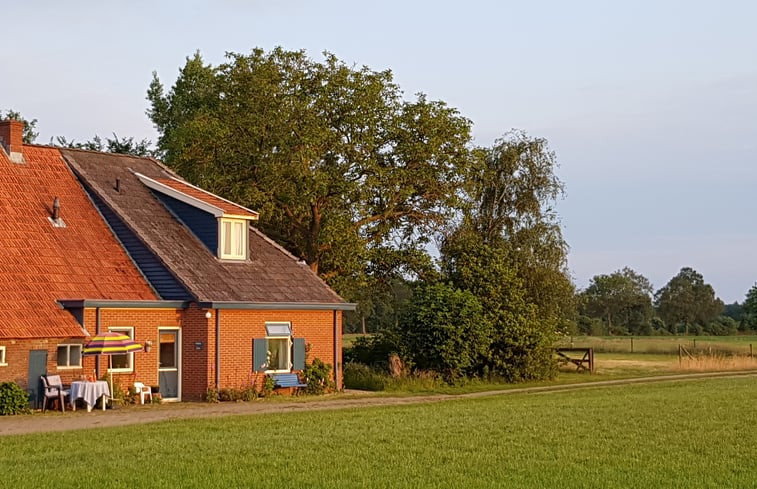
top-left (196, 301), bottom-right (357, 311)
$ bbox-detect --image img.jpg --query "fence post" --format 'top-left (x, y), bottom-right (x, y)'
top-left (693, 339), bottom-right (696, 349)
top-left (678, 344), bottom-right (682, 366)
top-left (751, 344), bottom-right (753, 358)
top-left (630, 337), bottom-right (634, 353)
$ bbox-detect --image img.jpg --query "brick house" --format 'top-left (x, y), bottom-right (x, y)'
top-left (0, 120), bottom-right (354, 403)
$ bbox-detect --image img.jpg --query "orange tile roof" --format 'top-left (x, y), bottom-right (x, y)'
top-left (0, 145), bottom-right (157, 339)
top-left (153, 177), bottom-right (259, 219)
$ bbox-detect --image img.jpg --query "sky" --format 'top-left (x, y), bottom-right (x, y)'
top-left (2, 0), bottom-right (756, 302)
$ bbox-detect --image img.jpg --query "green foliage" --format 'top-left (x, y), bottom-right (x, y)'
top-left (343, 332), bottom-right (404, 370)
top-left (580, 267), bottom-right (654, 335)
top-left (0, 381), bottom-right (30, 415)
top-left (441, 230), bottom-right (557, 381)
top-left (51, 133), bottom-right (159, 157)
top-left (147, 48), bottom-right (473, 296)
top-left (204, 386), bottom-right (219, 403)
top-left (654, 267), bottom-right (724, 334)
top-left (343, 363), bottom-right (386, 391)
top-left (1, 109), bottom-right (38, 143)
top-left (302, 358), bottom-right (334, 394)
top-left (466, 130), bottom-right (575, 328)
top-left (262, 375), bottom-right (275, 397)
top-left (396, 283), bottom-right (490, 380)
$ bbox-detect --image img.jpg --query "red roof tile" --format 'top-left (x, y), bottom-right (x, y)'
top-left (0, 145), bottom-right (157, 339)
top-left (152, 177), bottom-right (259, 219)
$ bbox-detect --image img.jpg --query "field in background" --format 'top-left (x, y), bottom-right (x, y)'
top-left (557, 335), bottom-right (757, 355)
top-left (3, 377), bottom-right (757, 487)
top-left (344, 334), bottom-right (757, 387)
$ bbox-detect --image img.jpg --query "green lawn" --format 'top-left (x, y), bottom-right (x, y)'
top-left (3, 377), bottom-right (757, 488)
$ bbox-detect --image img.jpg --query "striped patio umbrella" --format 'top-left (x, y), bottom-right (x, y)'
top-left (82, 332), bottom-right (144, 402)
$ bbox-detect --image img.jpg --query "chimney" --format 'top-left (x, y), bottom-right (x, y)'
top-left (52, 197), bottom-right (60, 221)
top-left (0, 119), bottom-right (25, 163)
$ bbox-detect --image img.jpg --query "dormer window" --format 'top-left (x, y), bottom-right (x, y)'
top-left (220, 218), bottom-right (247, 260)
top-left (134, 172), bottom-right (259, 261)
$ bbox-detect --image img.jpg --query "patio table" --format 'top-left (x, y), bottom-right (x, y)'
top-left (69, 381), bottom-right (110, 412)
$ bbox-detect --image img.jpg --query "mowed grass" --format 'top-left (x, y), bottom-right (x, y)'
top-left (3, 377), bottom-right (757, 488)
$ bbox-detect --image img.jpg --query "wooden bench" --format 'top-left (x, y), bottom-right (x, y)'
top-left (555, 348), bottom-right (594, 373)
top-left (270, 373), bottom-right (307, 394)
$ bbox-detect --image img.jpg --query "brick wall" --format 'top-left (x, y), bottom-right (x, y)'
top-left (0, 306), bottom-right (343, 402)
top-left (88, 307), bottom-right (182, 394)
top-left (213, 309), bottom-right (343, 395)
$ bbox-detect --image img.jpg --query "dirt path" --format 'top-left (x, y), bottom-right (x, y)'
top-left (2, 370), bottom-right (755, 436)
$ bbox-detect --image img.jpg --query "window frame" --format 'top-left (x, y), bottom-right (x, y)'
top-left (0, 346), bottom-right (6, 366)
top-left (56, 343), bottom-right (82, 369)
top-left (264, 322), bottom-right (293, 374)
top-left (107, 326), bottom-right (135, 373)
top-left (219, 218), bottom-right (247, 260)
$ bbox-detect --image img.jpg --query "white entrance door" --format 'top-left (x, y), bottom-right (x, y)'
top-left (158, 329), bottom-right (181, 401)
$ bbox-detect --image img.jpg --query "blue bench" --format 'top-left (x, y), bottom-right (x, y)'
top-left (270, 373), bottom-right (307, 392)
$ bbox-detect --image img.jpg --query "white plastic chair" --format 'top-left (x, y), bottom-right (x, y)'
top-left (134, 382), bottom-right (153, 404)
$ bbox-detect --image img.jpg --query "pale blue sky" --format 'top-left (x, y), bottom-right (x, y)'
top-left (2, 1), bottom-right (756, 302)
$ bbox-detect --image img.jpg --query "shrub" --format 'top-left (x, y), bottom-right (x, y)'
top-left (398, 283), bottom-right (490, 381)
top-left (343, 363), bottom-right (386, 391)
top-left (204, 386), bottom-right (219, 403)
top-left (0, 381), bottom-right (30, 415)
top-left (303, 358), bottom-right (334, 394)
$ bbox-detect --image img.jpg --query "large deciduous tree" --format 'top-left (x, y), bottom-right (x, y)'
top-left (147, 48), bottom-right (473, 294)
top-left (580, 267), bottom-right (654, 335)
top-left (654, 267), bottom-right (723, 335)
top-left (434, 131), bottom-right (571, 381)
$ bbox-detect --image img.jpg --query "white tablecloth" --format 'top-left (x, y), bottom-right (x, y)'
top-left (70, 381), bottom-right (110, 411)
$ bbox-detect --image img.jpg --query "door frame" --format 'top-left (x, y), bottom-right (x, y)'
top-left (158, 327), bottom-right (181, 402)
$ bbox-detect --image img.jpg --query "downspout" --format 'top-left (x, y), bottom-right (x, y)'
top-left (333, 310), bottom-right (339, 389)
top-left (95, 307), bottom-right (101, 379)
top-left (215, 309), bottom-right (221, 390)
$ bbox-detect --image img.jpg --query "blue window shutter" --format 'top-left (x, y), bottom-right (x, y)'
top-left (253, 338), bottom-right (267, 372)
top-left (293, 338), bottom-right (306, 371)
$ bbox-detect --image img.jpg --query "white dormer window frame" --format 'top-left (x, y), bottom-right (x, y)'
top-left (219, 218), bottom-right (248, 260)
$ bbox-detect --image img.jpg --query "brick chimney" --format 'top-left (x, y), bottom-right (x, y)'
top-left (0, 119), bottom-right (25, 163)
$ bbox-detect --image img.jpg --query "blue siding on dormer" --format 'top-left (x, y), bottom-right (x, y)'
top-left (152, 191), bottom-right (218, 254)
top-left (83, 188), bottom-right (193, 301)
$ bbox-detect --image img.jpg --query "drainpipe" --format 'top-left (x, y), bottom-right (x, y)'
top-left (333, 310), bottom-right (339, 389)
top-left (95, 307), bottom-right (101, 379)
top-left (215, 309), bottom-right (221, 390)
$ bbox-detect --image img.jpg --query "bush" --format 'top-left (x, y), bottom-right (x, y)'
top-left (398, 283), bottom-right (490, 381)
top-left (343, 363), bottom-right (386, 391)
top-left (303, 358), bottom-right (334, 394)
top-left (0, 381), bottom-right (30, 415)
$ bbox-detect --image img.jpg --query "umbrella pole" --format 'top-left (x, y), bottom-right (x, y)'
top-left (108, 355), bottom-right (113, 411)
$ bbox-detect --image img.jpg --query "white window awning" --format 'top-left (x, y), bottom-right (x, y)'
top-left (265, 323), bottom-right (292, 337)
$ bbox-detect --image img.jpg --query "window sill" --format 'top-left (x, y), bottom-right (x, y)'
top-left (57, 366), bottom-right (82, 370)
top-left (0, 363), bottom-right (7, 367)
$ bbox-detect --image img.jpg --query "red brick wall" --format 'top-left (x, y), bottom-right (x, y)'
top-left (0, 120), bottom-right (24, 154)
top-left (180, 304), bottom-right (212, 401)
top-left (0, 306), bottom-right (343, 402)
top-left (0, 338), bottom-right (98, 387)
top-left (211, 309), bottom-right (343, 396)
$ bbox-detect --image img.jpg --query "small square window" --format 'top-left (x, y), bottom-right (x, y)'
top-left (56, 344), bottom-right (82, 368)
top-left (108, 327), bottom-right (134, 372)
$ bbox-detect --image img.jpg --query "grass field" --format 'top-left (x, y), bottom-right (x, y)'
top-left (3, 376), bottom-right (757, 488)
top-left (557, 335), bottom-right (757, 355)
